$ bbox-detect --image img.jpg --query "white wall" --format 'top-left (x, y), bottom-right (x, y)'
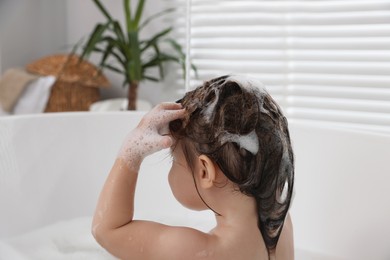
top-left (0, 0), bottom-right (66, 74)
top-left (66, 0), bottom-right (182, 105)
top-left (0, 0), bottom-right (182, 106)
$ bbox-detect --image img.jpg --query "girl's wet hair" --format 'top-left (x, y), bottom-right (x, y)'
top-left (169, 75), bottom-right (294, 254)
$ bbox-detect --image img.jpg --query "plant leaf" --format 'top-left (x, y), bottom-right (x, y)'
top-left (191, 63), bottom-right (199, 78)
top-left (140, 27), bottom-right (173, 53)
top-left (139, 8), bottom-right (175, 30)
top-left (122, 77), bottom-right (129, 87)
top-left (134, 0), bottom-right (145, 29)
top-left (81, 22), bottom-right (111, 60)
top-left (92, 0), bottom-right (113, 21)
top-left (165, 38), bottom-right (185, 58)
top-left (98, 43), bottom-right (114, 67)
top-left (165, 38), bottom-right (198, 79)
top-left (99, 36), bottom-right (123, 51)
top-left (166, 38), bottom-right (185, 78)
top-left (143, 75), bottom-right (159, 82)
top-left (76, 0), bottom-right (192, 87)
top-left (128, 31), bottom-right (142, 81)
top-left (70, 37), bottom-right (84, 57)
top-left (93, 47), bottom-right (126, 68)
top-left (102, 63), bottom-right (124, 74)
top-left (68, 37), bottom-right (86, 65)
top-left (99, 36), bottom-right (131, 61)
top-left (112, 21), bottom-right (126, 43)
top-left (152, 43), bottom-right (164, 79)
top-left (123, 0), bottom-right (132, 33)
top-left (142, 53), bottom-right (178, 69)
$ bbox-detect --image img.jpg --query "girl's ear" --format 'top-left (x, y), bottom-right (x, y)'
top-left (196, 155), bottom-right (216, 189)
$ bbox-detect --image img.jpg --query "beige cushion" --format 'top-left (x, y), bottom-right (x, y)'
top-left (0, 68), bottom-right (39, 112)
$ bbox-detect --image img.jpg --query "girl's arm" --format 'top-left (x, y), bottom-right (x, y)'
top-left (91, 157), bottom-right (139, 241)
top-left (91, 103), bottom-right (211, 259)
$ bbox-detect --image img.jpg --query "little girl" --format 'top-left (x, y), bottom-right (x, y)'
top-left (92, 75), bottom-right (295, 260)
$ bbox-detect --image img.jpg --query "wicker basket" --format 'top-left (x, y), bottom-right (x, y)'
top-left (26, 54), bottom-right (110, 112)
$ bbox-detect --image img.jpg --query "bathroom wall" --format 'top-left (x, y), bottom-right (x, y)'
top-left (0, 0), bottom-right (181, 106)
top-left (0, 0), bottom-right (66, 74)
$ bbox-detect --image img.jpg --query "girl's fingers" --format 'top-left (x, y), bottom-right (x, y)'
top-left (141, 104), bottom-right (184, 126)
top-left (147, 108), bottom-right (185, 127)
top-left (158, 102), bottom-right (183, 110)
top-left (160, 108), bottom-right (186, 123)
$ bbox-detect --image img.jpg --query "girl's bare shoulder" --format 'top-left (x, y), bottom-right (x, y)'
top-left (154, 223), bottom-right (267, 260)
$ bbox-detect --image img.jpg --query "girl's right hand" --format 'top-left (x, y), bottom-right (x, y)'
top-left (118, 102), bottom-right (185, 171)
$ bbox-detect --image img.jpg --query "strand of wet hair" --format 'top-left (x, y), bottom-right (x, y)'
top-left (191, 171), bottom-right (222, 217)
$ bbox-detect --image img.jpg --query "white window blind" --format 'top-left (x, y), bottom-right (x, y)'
top-left (165, 0), bottom-right (390, 133)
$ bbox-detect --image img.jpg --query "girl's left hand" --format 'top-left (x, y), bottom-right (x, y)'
top-left (118, 102), bottom-right (185, 171)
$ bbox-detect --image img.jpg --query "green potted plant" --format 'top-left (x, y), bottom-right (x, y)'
top-left (79, 0), bottom-right (196, 110)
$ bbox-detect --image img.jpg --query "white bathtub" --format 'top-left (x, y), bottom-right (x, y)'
top-left (0, 112), bottom-right (389, 260)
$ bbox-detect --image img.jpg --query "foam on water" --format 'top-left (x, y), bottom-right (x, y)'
top-left (0, 217), bottom-right (116, 260)
top-left (0, 241), bottom-right (27, 260)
